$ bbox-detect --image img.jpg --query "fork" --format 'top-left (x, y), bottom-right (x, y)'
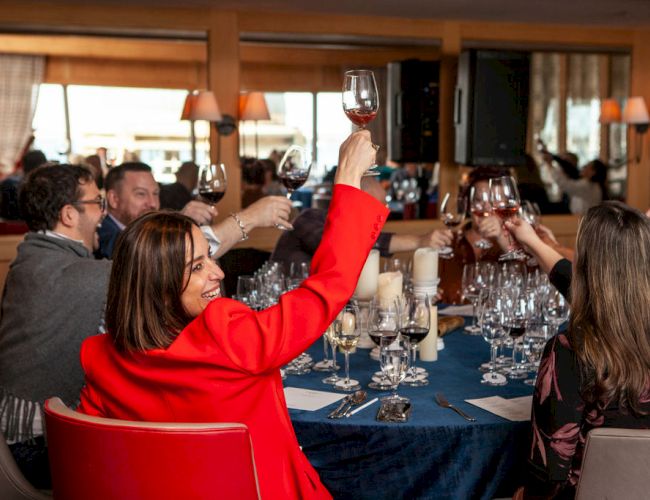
top-left (435, 392), bottom-right (476, 422)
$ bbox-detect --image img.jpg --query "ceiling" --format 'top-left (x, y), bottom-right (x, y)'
top-left (81, 0), bottom-right (650, 27)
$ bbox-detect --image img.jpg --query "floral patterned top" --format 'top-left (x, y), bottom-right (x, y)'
top-left (525, 259), bottom-right (650, 499)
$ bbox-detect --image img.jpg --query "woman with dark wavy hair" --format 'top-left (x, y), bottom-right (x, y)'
top-left (508, 201), bottom-right (650, 498)
top-left (77, 131), bottom-right (384, 500)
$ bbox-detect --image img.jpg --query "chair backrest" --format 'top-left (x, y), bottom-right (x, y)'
top-left (44, 398), bottom-right (260, 500)
top-left (576, 427), bottom-right (650, 500)
top-left (0, 434), bottom-right (51, 500)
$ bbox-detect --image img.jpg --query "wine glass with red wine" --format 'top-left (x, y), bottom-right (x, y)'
top-left (197, 163), bottom-right (227, 205)
top-left (277, 145), bottom-right (312, 207)
top-left (438, 192), bottom-right (467, 259)
top-left (342, 69), bottom-right (380, 176)
top-left (489, 176), bottom-right (526, 261)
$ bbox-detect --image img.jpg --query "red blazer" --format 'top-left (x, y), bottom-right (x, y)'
top-left (78, 185), bottom-right (388, 500)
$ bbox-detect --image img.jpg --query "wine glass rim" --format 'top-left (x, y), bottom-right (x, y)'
top-left (344, 69), bottom-right (375, 76)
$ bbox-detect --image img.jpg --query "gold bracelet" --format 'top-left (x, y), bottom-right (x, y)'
top-left (229, 212), bottom-right (249, 241)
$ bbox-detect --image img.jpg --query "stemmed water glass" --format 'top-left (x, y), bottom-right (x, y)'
top-left (380, 336), bottom-right (410, 403)
top-left (197, 163), bottom-right (227, 206)
top-left (480, 297), bottom-right (508, 386)
top-left (545, 289), bottom-right (570, 336)
top-left (334, 302), bottom-right (361, 392)
top-left (523, 321), bottom-right (551, 386)
top-left (439, 192), bottom-right (467, 259)
top-left (322, 323), bottom-right (341, 385)
top-left (399, 294), bottom-right (430, 387)
top-left (367, 297), bottom-right (400, 390)
top-left (342, 69), bottom-right (380, 176)
top-left (470, 184), bottom-right (494, 250)
top-left (489, 176), bottom-right (525, 261)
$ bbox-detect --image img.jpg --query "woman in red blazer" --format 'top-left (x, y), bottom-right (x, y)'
top-left (77, 131), bottom-right (387, 499)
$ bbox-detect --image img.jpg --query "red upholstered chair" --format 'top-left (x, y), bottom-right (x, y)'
top-left (44, 397), bottom-right (260, 500)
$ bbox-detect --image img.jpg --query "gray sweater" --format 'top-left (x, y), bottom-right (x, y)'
top-left (0, 233), bottom-right (111, 442)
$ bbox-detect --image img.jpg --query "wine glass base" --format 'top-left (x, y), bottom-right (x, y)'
top-left (322, 374), bottom-right (341, 385)
top-left (312, 360), bottom-right (335, 372)
top-left (464, 325), bottom-right (482, 335)
top-left (380, 394), bottom-right (410, 404)
top-left (478, 362), bottom-right (493, 373)
top-left (368, 380), bottom-right (393, 390)
top-left (403, 374), bottom-right (429, 387)
top-left (335, 379), bottom-right (360, 392)
top-left (499, 250), bottom-right (527, 262)
top-left (481, 372), bottom-right (508, 386)
top-left (506, 368), bottom-right (528, 380)
top-left (524, 378), bottom-right (537, 386)
top-left (475, 240), bottom-right (493, 250)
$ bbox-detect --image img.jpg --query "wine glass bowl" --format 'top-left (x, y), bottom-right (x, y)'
top-left (342, 70), bottom-right (379, 130)
top-left (399, 294), bottom-right (430, 387)
top-left (489, 176), bottom-right (525, 261)
top-left (277, 145), bottom-right (312, 200)
top-left (333, 302), bottom-right (361, 392)
top-left (469, 184), bottom-right (494, 250)
top-left (439, 192), bottom-right (467, 259)
top-left (197, 163), bottom-right (227, 205)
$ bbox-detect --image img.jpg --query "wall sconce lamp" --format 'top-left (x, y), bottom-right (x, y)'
top-left (181, 90), bottom-right (236, 164)
top-left (240, 91), bottom-right (270, 158)
top-left (599, 98), bottom-right (622, 124)
top-left (623, 96), bottom-right (650, 163)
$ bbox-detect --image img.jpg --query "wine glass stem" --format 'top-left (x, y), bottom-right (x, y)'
top-left (322, 336), bottom-right (329, 362)
top-left (489, 343), bottom-right (498, 374)
top-left (344, 351), bottom-right (351, 385)
top-left (410, 345), bottom-right (418, 377)
top-left (330, 342), bottom-right (338, 371)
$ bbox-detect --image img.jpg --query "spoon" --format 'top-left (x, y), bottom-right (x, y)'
top-left (341, 390), bottom-right (368, 417)
top-left (328, 390), bottom-right (366, 419)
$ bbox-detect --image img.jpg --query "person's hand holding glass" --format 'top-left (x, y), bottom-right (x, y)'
top-left (489, 176), bottom-right (526, 261)
top-left (277, 146), bottom-right (312, 226)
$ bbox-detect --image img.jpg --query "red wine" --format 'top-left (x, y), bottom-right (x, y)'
top-left (509, 326), bottom-right (526, 338)
top-left (399, 326), bottom-right (429, 344)
top-left (369, 330), bottom-right (398, 346)
top-left (494, 205), bottom-right (519, 219)
top-left (344, 109), bottom-right (377, 127)
top-left (199, 190), bottom-right (225, 204)
top-left (471, 209), bottom-right (491, 218)
top-left (280, 174), bottom-right (308, 191)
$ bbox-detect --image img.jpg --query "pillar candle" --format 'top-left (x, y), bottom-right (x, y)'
top-left (419, 305), bottom-right (438, 361)
top-left (377, 271), bottom-right (403, 304)
top-left (412, 247), bottom-right (439, 284)
top-left (341, 312), bottom-right (356, 334)
top-left (354, 249), bottom-right (379, 300)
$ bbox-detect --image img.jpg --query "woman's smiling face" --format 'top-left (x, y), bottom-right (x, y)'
top-left (180, 226), bottom-right (225, 318)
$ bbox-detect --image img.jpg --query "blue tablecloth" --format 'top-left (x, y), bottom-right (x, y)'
top-left (286, 323), bottom-right (534, 500)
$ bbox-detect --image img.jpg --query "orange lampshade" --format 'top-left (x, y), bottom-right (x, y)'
top-left (599, 98), bottom-right (621, 124)
top-left (181, 90), bottom-right (222, 122)
top-left (623, 97), bottom-right (650, 125)
top-left (240, 92), bottom-right (270, 121)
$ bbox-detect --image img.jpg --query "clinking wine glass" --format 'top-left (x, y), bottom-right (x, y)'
top-left (342, 69), bottom-right (380, 176)
top-left (277, 145), bottom-right (312, 225)
top-left (439, 192), bottom-right (467, 259)
top-left (469, 184), bottom-right (494, 250)
top-left (489, 176), bottom-right (526, 261)
top-left (197, 163), bottom-right (227, 206)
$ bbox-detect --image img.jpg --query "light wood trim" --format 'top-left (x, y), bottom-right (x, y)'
top-left (558, 54), bottom-right (568, 152)
top-left (0, 235), bottom-right (24, 295)
top-left (0, 34), bottom-right (206, 62)
top-left (45, 57), bottom-right (207, 89)
top-left (208, 11), bottom-right (241, 221)
top-left (241, 63), bottom-right (342, 92)
top-left (599, 54), bottom-right (611, 162)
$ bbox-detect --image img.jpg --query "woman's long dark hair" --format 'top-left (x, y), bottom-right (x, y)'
top-left (570, 201), bottom-right (650, 414)
top-left (106, 211), bottom-right (197, 352)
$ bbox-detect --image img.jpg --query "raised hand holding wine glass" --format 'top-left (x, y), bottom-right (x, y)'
top-left (439, 192), bottom-right (467, 259)
top-left (489, 176), bottom-right (526, 261)
top-left (276, 145), bottom-right (312, 229)
top-left (197, 163), bottom-right (227, 205)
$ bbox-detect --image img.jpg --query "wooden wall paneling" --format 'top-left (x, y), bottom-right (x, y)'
top-left (558, 54), bottom-right (568, 152)
top-left (625, 29), bottom-right (650, 210)
top-left (240, 63), bottom-right (342, 92)
top-left (438, 22), bottom-right (461, 205)
top-left (45, 57), bottom-right (207, 90)
top-left (598, 55), bottom-right (611, 162)
top-left (208, 10), bottom-right (241, 221)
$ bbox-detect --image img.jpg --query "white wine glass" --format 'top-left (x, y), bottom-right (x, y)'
top-left (334, 302), bottom-right (361, 392)
top-left (469, 184), bottom-right (493, 250)
top-left (197, 163), bottom-right (227, 206)
top-left (439, 192), bottom-right (467, 259)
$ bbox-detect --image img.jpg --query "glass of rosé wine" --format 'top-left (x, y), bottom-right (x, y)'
top-left (488, 176), bottom-right (526, 261)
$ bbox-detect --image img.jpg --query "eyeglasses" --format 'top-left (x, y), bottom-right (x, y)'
top-left (73, 197), bottom-right (106, 212)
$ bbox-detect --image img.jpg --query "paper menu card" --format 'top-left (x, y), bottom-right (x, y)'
top-left (465, 395), bottom-right (532, 422)
top-left (284, 387), bottom-right (346, 411)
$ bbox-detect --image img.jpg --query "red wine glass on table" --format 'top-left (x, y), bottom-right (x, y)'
top-left (438, 192), bottom-right (467, 259)
top-left (197, 163), bottom-right (227, 206)
top-left (489, 176), bottom-right (526, 261)
top-left (277, 146), bottom-right (312, 230)
top-left (342, 69), bottom-right (380, 176)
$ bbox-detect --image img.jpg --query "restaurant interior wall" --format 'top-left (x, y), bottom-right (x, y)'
top-left (0, 2), bottom-right (648, 263)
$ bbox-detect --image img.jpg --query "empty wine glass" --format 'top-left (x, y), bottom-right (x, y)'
top-left (334, 302), bottom-right (361, 392)
top-left (399, 294), bottom-right (430, 387)
top-left (322, 323), bottom-right (341, 385)
top-left (380, 336), bottom-right (410, 403)
top-left (439, 192), bottom-right (467, 259)
top-left (367, 297), bottom-right (400, 390)
top-left (197, 163), bottom-right (227, 206)
top-left (545, 289), bottom-right (570, 336)
top-left (469, 183), bottom-right (494, 250)
top-left (489, 176), bottom-right (525, 261)
top-left (313, 330), bottom-right (335, 373)
top-left (480, 300), bottom-right (508, 386)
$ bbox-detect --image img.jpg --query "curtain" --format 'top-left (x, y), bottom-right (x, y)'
top-left (0, 54), bottom-right (45, 173)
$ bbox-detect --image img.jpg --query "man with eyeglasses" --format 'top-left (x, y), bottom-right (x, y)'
top-left (0, 164), bottom-right (110, 489)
